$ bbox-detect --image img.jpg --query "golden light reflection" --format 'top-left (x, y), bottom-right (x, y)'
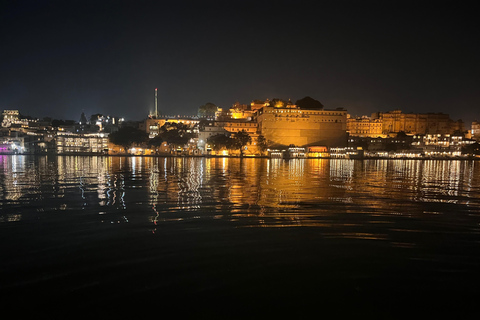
top-left (1, 157), bottom-right (480, 232)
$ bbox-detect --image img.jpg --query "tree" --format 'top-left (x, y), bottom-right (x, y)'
top-left (149, 134), bottom-right (164, 148)
top-left (295, 96), bottom-right (324, 110)
top-left (109, 126), bottom-right (149, 152)
top-left (269, 98), bottom-right (289, 108)
top-left (232, 130), bottom-right (252, 156)
top-left (79, 112), bottom-right (88, 124)
top-left (207, 134), bottom-right (235, 151)
top-left (257, 134), bottom-right (268, 153)
top-left (157, 122), bottom-right (195, 150)
top-left (51, 119), bottom-right (65, 127)
top-left (198, 103), bottom-right (218, 118)
top-left (462, 142), bottom-right (480, 156)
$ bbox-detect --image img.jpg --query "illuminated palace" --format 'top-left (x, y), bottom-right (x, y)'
top-left (139, 98), bottom-right (347, 155)
top-left (210, 99), bottom-right (347, 151)
top-left (256, 101), bottom-right (347, 147)
top-left (348, 110), bottom-right (465, 137)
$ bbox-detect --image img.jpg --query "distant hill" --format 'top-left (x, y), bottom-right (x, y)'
top-left (295, 96), bottom-right (324, 110)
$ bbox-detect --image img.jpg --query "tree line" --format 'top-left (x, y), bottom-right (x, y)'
top-left (109, 122), bottom-right (267, 154)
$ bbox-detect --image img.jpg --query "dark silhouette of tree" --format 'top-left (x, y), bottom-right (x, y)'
top-left (452, 130), bottom-right (465, 137)
top-left (198, 103), bottom-right (218, 118)
top-left (462, 142), bottom-right (480, 155)
top-left (18, 113), bottom-right (34, 120)
top-left (79, 112), bottom-right (88, 124)
top-left (149, 135), bottom-right (164, 148)
top-left (295, 96), bottom-right (324, 110)
top-left (158, 122), bottom-right (194, 150)
top-left (51, 119), bottom-right (76, 127)
top-left (109, 126), bottom-right (148, 152)
top-left (257, 134), bottom-right (268, 153)
top-left (232, 130), bottom-right (252, 156)
top-left (207, 134), bottom-right (234, 151)
top-left (269, 98), bottom-right (289, 108)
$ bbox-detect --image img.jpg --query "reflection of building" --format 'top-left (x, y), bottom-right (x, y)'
top-left (56, 132), bottom-right (109, 154)
top-left (257, 105), bottom-right (347, 147)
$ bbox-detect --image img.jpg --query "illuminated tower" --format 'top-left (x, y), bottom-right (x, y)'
top-left (155, 88), bottom-right (158, 118)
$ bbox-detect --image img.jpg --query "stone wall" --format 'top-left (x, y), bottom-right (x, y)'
top-left (257, 106), bottom-right (347, 147)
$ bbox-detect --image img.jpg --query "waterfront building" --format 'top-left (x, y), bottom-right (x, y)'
top-left (307, 146), bottom-right (329, 158)
top-left (329, 147), bottom-right (364, 159)
top-left (0, 136), bottom-right (25, 154)
top-left (348, 135), bottom-right (413, 152)
top-left (412, 133), bottom-right (476, 153)
top-left (197, 122), bottom-right (228, 151)
top-left (256, 105), bottom-right (347, 147)
top-left (56, 132), bottom-right (109, 154)
top-left (197, 118), bottom-right (261, 155)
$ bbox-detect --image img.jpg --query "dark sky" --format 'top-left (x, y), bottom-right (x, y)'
top-left (1, 0), bottom-right (479, 124)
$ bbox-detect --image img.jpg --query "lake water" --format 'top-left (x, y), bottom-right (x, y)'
top-left (1, 155), bottom-right (480, 318)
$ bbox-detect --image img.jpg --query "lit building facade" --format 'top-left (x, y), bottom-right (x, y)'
top-left (56, 132), bottom-right (109, 154)
top-left (372, 110), bottom-right (464, 136)
top-left (214, 119), bottom-right (258, 134)
top-left (412, 133), bottom-right (476, 151)
top-left (472, 121), bottom-right (480, 141)
top-left (0, 137), bottom-right (25, 154)
top-left (215, 102), bottom-right (257, 120)
top-left (347, 115), bottom-right (385, 138)
top-left (1, 110), bottom-right (20, 127)
top-left (257, 105), bottom-right (347, 147)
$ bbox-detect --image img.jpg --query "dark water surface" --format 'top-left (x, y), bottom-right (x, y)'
top-left (1, 155), bottom-right (480, 318)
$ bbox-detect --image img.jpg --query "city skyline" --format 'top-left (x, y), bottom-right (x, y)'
top-left (1, 1), bottom-right (478, 123)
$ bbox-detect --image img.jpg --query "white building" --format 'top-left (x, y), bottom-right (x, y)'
top-left (56, 132), bottom-right (109, 154)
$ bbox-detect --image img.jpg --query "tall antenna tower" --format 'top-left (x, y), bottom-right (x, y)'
top-left (155, 88), bottom-right (158, 118)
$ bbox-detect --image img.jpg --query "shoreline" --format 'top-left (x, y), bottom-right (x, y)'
top-left (1, 153), bottom-right (479, 160)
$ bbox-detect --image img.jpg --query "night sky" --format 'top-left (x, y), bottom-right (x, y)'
top-left (1, 0), bottom-right (478, 124)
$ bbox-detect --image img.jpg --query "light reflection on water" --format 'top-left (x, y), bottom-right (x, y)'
top-left (2, 155), bottom-right (480, 317)
top-left (1, 155), bottom-right (480, 237)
